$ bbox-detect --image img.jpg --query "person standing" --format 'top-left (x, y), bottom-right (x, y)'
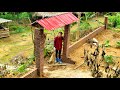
top-left (54, 32), bottom-right (64, 64)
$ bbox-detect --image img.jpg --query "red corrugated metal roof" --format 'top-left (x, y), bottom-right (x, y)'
top-left (36, 12), bottom-right (79, 30)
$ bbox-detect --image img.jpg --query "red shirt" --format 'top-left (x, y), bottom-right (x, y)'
top-left (54, 36), bottom-right (64, 50)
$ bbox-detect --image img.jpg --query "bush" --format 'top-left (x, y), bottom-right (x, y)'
top-left (9, 24), bottom-right (30, 34)
top-left (0, 13), bottom-right (14, 20)
top-left (80, 21), bottom-right (92, 30)
top-left (18, 12), bottom-right (30, 19)
top-left (9, 25), bottom-right (25, 34)
top-left (44, 43), bottom-right (53, 57)
top-left (81, 12), bottom-right (96, 21)
top-left (108, 13), bottom-right (120, 28)
top-left (0, 12), bottom-right (32, 21)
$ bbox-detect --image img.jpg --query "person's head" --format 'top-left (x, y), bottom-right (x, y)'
top-left (58, 32), bottom-right (63, 37)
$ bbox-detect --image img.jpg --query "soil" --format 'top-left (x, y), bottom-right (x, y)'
top-left (44, 29), bottom-right (120, 78)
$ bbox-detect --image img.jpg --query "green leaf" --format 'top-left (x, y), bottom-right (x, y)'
top-left (116, 41), bottom-right (120, 48)
top-left (104, 55), bottom-right (114, 64)
top-left (104, 40), bottom-right (111, 47)
top-left (17, 64), bottom-right (26, 73)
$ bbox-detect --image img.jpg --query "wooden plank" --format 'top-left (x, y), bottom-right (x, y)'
top-left (48, 64), bottom-right (67, 66)
top-left (20, 68), bottom-right (38, 78)
top-left (0, 28), bottom-right (10, 38)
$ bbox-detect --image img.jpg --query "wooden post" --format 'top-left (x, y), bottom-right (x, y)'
top-left (62, 24), bottom-right (70, 62)
top-left (104, 16), bottom-right (108, 29)
top-left (34, 26), bottom-right (45, 77)
top-left (76, 12), bottom-right (81, 40)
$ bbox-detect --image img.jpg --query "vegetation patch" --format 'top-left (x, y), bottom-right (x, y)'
top-left (104, 55), bottom-right (114, 64)
top-left (104, 40), bottom-right (111, 47)
top-left (116, 41), bottom-right (120, 48)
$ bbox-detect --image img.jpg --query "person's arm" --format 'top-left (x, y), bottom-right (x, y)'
top-left (54, 37), bottom-right (56, 48)
top-left (62, 36), bottom-right (64, 40)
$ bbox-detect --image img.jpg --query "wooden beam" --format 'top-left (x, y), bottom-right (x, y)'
top-left (34, 26), bottom-right (45, 77)
top-left (104, 16), bottom-right (108, 29)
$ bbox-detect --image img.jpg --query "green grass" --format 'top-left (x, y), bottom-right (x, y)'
top-left (0, 27), bottom-right (33, 64)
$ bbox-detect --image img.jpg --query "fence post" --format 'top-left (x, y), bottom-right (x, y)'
top-left (104, 16), bottom-right (108, 29)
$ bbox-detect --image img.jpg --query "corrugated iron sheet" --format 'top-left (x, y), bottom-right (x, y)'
top-left (0, 18), bottom-right (12, 24)
top-left (36, 12), bottom-right (79, 30)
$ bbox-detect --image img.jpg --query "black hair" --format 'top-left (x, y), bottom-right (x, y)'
top-left (59, 32), bottom-right (63, 35)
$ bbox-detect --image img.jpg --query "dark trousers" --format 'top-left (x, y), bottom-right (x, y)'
top-left (56, 49), bottom-right (61, 59)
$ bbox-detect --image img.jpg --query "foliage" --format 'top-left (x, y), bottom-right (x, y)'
top-left (9, 25), bottom-right (30, 34)
top-left (71, 22), bottom-right (77, 28)
top-left (81, 12), bottom-right (96, 21)
top-left (0, 12), bottom-right (15, 20)
top-left (104, 40), bottom-right (111, 47)
top-left (16, 54), bottom-right (35, 73)
top-left (104, 55), bottom-right (114, 64)
top-left (80, 21), bottom-right (92, 30)
top-left (0, 12), bottom-right (32, 34)
top-left (17, 64), bottom-right (26, 73)
top-left (10, 25), bottom-right (25, 33)
top-left (44, 43), bottom-right (53, 57)
top-left (0, 12), bottom-right (32, 20)
top-left (108, 13), bottom-right (120, 28)
top-left (18, 12), bottom-right (30, 19)
top-left (116, 41), bottom-right (120, 48)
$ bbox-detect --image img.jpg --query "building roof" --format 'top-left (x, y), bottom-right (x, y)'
top-left (0, 18), bottom-right (12, 24)
top-left (33, 12), bottom-right (68, 17)
top-left (35, 12), bottom-right (78, 30)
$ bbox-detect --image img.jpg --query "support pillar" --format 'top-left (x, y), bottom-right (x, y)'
top-left (62, 25), bottom-right (70, 62)
top-left (34, 26), bottom-right (45, 77)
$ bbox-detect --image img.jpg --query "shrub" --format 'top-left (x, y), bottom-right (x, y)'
top-left (81, 12), bottom-right (96, 21)
top-left (0, 13), bottom-right (14, 20)
top-left (108, 13), bottom-right (120, 28)
top-left (80, 21), bottom-right (92, 30)
top-left (9, 25), bottom-right (25, 34)
top-left (18, 12), bottom-right (30, 19)
top-left (44, 44), bottom-right (53, 57)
